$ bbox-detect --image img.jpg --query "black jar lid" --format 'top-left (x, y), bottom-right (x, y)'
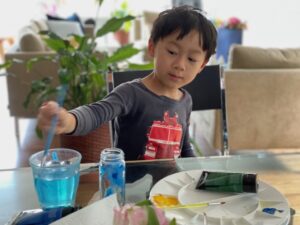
top-left (243, 173), bottom-right (258, 193)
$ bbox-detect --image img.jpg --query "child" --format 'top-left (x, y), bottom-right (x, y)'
top-left (37, 5), bottom-right (217, 160)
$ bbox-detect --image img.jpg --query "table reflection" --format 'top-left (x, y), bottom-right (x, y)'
top-left (1, 152), bottom-right (299, 224)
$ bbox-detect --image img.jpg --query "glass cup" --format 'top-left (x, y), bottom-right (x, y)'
top-left (29, 148), bottom-right (82, 209)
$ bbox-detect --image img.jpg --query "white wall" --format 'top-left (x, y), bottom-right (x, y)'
top-left (1, 0), bottom-right (300, 48)
top-left (0, 0), bottom-right (40, 37)
top-left (203, 0), bottom-right (300, 48)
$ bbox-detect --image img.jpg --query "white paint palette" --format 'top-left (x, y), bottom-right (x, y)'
top-left (149, 170), bottom-right (290, 225)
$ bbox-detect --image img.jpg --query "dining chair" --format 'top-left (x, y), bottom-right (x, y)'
top-left (109, 64), bottom-right (228, 155)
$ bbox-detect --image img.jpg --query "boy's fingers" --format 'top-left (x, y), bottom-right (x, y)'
top-left (39, 101), bottom-right (60, 119)
top-left (41, 101), bottom-right (49, 107)
top-left (38, 101), bottom-right (66, 134)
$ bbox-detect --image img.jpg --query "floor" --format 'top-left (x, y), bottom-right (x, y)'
top-left (0, 72), bottom-right (59, 170)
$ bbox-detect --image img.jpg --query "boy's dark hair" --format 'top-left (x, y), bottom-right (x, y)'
top-left (150, 5), bottom-right (217, 61)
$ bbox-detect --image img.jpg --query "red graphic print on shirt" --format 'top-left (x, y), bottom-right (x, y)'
top-left (143, 111), bottom-right (182, 159)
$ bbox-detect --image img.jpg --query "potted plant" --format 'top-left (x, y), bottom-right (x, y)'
top-left (211, 17), bottom-right (247, 63)
top-left (111, 0), bottom-right (133, 45)
top-left (1, 0), bottom-right (153, 162)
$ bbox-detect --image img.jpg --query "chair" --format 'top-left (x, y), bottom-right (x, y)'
top-left (5, 52), bottom-right (59, 146)
top-left (110, 64), bottom-right (228, 155)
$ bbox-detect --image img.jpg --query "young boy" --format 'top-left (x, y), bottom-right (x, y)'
top-left (37, 5), bottom-right (217, 160)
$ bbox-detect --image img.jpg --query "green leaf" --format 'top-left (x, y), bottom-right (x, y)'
top-left (23, 78), bottom-right (54, 108)
top-left (95, 0), bottom-right (104, 7)
top-left (35, 88), bottom-right (57, 107)
top-left (43, 36), bottom-right (66, 51)
top-left (96, 15), bottom-right (135, 37)
top-left (108, 44), bottom-right (140, 64)
top-left (58, 68), bottom-right (71, 84)
top-left (48, 31), bottom-right (64, 40)
top-left (74, 35), bottom-right (93, 52)
top-left (11, 58), bottom-right (24, 64)
top-left (135, 199), bottom-right (153, 206)
top-left (26, 58), bottom-right (39, 71)
top-left (146, 206), bottom-right (160, 225)
top-left (0, 60), bottom-right (12, 69)
top-left (35, 127), bottom-right (43, 139)
top-left (169, 218), bottom-right (177, 225)
top-left (128, 62), bottom-right (154, 70)
top-left (26, 56), bottom-right (55, 72)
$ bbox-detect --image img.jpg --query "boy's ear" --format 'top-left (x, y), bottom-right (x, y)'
top-left (147, 39), bottom-right (155, 57)
top-left (198, 59), bottom-right (208, 73)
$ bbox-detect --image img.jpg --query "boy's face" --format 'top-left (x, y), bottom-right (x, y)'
top-left (148, 30), bottom-right (208, 91)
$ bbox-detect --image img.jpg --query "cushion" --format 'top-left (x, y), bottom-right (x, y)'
top-left (18, 26), bottom-right (46, 52)
top-left (225, 69), bottom-right (300, 149)
top-left (47, 20), bottom-right (84, 39)
top-left (31, 19), bottom-right (49, 32)
top-left (228, 44), bottom-right (300, 69)
top-left (47, 13), bottom-right (84, 32)
top-left (28, 21), bottom-right (40, 33)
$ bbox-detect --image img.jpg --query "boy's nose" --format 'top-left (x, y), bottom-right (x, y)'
top-left (173, 56), bottom-right (186, 71)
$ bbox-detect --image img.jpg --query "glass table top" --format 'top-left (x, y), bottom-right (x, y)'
top-left (1, 152), bottom-right (299, 224)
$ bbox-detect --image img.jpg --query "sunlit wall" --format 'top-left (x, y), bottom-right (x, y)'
top-left (0, 0), bottom-right (300, 47)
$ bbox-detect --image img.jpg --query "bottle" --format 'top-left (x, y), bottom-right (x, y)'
top-left (99, 148), bottom-right (125, 205)
top-left (195, 171), bottom-right (258, 193)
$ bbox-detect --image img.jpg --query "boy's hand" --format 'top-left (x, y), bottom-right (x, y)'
top-left (37, 101), bottom-right (76, 135)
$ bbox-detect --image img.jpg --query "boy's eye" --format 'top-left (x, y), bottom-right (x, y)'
top-left (167, 49), bottom-right (177, 55)
top-left (188, 57), bottom-right (197, 63)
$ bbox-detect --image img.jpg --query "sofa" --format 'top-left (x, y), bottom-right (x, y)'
top-left (224, 45), bottom-right (300, 150)
top-left (191, 45), bottom-right (300, 155)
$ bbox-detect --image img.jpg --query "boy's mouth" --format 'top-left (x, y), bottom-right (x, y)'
top-left (168, 73), bottom-right (183, 81)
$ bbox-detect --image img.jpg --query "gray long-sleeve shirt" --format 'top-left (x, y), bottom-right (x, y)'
top-left (70, 79), bottom-right (195, 160)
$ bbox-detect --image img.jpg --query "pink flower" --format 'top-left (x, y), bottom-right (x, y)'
top-left (113, 204), bottom-right (171, 225)
top-left (211, 17), bottom-right (247, 30)
top-left (228, 17), bottom-right (241, 26)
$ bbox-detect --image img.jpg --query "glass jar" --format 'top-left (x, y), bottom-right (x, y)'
top-left (99, 148), bottom-right (125, 205)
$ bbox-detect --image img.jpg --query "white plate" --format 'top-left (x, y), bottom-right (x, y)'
top-left (149, 170), bottom-right (290, 225)
top-left (178, 181), bottom-right (259, 218)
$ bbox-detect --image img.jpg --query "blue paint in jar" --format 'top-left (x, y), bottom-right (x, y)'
top-left (99, 148), bottom-right (125, 205)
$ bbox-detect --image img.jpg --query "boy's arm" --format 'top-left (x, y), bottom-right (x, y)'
top-left (64, 112), bottom-right (78, 134)
top-left (69, 83), bottom-right (134, 136)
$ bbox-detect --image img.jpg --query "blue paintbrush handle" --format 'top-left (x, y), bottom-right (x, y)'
top-left (42, 85), bottom-right (68, 162)
top-left (43, 116), bottom-right (58, 156)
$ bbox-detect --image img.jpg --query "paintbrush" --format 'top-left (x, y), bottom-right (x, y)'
top-left (158, 201), bottom-right (225, 209)
top-left (41, 84), bottom-right (68, 167)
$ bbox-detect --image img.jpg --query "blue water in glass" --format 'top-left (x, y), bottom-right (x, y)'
top-left (34, 169), bottom-right (79, 209)
top-left (99, 160), bottom-right (125, 204)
